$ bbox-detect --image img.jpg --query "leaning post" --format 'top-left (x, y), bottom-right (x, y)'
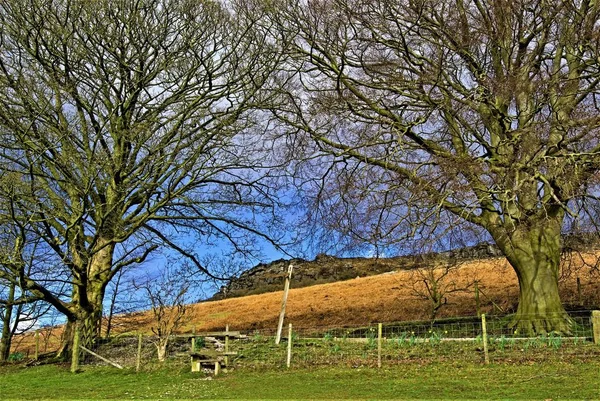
top-left (276, 264), bottom-right (294, 345)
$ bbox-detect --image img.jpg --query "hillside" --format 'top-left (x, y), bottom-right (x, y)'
top-left (114, 250), bottom-right (599, 334)
top-left (210, 243), bottom-right (503, 300)
top-left (11, 251), bottom-right (600, 355)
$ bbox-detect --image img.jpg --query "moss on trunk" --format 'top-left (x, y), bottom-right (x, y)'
top-left (492, 220), bottom-right (572, 335)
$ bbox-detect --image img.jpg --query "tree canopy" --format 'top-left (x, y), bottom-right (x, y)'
top-left (0, 0), bottom-right (284, 349)
top-left (264, 0), bottom-right (600, 333)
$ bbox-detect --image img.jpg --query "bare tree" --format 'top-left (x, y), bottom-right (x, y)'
top-left (0, 176), bottom-right (55, 361)
top-left (0, 0), bottom-right (285, 355)
top-left (134, 265), bottom-right (192, 363)
top-left (405, 260), bottom-right (475, 324)
top-left (265, 0), bottom-right (600, 333)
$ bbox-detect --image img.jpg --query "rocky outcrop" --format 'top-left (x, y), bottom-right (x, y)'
top-left (209, 243), bottom-right (504, 300)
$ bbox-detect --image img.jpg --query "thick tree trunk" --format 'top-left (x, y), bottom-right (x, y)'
top-left (57, 304), bottom-right (104, 362)
top-left (79, 304), bottom-right (104, 350)
top-left (57, 280), bottom-right (107, 360)
top-left (0, 282), bottom-right (16, 361)
top-left (492, 220), bottom-right (572, 334)
top-left (511, 258), bottom-right (572, 334)
top-left (61, 241), bottom-right (113, 358)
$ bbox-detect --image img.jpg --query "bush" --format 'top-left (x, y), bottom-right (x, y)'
top-left (8, 352), bottom-right (24, 362)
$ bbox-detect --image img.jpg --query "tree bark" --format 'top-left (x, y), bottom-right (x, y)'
top-left (0, 282), bottom-right (16, 361)
top-left (58, 268), bottom-right (109, 358)
top-left (492, 219), bottom-right (572, 334)
top-left (156, 342), bottom-right (168, 363)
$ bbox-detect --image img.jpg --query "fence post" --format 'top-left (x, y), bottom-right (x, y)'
top-left (136, 333), bottom-right (143, 373)
top-left (70, 323), bottom-right (80, 373)
top-left (592, 310), bottom-right (600, 345)
top-left (286, 323), bottom-right (292, 368)
top-left (481, 313), bottom-right (489, 365)
top-left (225, 325), bottom-right (230, 367)
top-left (276, 264), bottom-right (294, 345)
top-left (377, 323), bottom-right (382, 369)
top-left (191, 326), bottom-right (196, 352)
top-left (34, 330), bottom-right (39, 360)
top-left (577, 277), bottom-right (582, 306)
top-left (475, 281), bottom-right (480, 317)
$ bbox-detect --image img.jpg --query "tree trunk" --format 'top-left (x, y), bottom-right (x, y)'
top-left (492, 220), bottom-right (572, 334)
top-left (156, 341), bottom-right (168, 362)
top-left (57, 285), bottom-right (106, 360)
top-left (79, 305), bottom-right (104, 350)
top-left (511, 258), bottom-right (572, 334)
top-left (61, 243), bottom-right (113, 357)
top-left (0, 282), bottom-right (16, 361)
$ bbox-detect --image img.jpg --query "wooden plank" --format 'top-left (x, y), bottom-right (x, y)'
top-left (190, 351), bottom-right (238, 357)
top-left (79, 345), bottom-right (124, 369)
top-left (176, 331), bottom-right (241, 338)
top-left (193, 358), bottom-right (220, 363)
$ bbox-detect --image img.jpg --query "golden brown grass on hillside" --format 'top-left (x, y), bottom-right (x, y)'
top-left (175, 252), bottom-right (599, 332)
top-left (12, 252), bottom-right (600, 354)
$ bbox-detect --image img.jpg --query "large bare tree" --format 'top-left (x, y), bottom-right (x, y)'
top-left (266, 0), bottom-right (600, 333)
top-left (0, 0), bottom-right (284, 352)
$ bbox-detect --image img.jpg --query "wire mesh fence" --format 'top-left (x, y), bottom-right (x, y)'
top-left (8, 310), bottom-right (599, 370)
top-left (239, 310), bottom-right (600, 368)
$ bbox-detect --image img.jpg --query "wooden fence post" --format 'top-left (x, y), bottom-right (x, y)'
top-left (481, 313), bottom-right (489, 365)
top-left (191, 326), bottom-right (196, 352)
top-left (225, 325), bottom-right (230, 367)
top-left (276, 264), bottom-right (294, 345)
top-left (592, 310), bottom-right (600, 345)
top-left (71, 323), bottom-right (80, 373)
top-left (34, 330), bottom-right (39, 360)
top-left (475, 281), bottom-right (480, 317)
top-left (577, 277), bottom-right (582, 306)
top-left (287, 323), bottom-right (292, 368)
top-left (377, 323), bottom-right (383, 369)
top-left (136, 333), bottom-right (143, 372)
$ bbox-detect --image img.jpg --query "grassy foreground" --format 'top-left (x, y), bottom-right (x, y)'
top-left (0, 361), bottom-right (598, 400)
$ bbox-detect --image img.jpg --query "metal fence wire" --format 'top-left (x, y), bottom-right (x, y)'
top-left (10, 310), bottom-right (599, 369)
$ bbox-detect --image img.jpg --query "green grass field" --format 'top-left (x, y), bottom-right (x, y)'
top-left (1, 360), bottom-right (599, 400)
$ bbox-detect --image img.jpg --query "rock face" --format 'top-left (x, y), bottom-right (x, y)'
top-left (209, 243), bottom-right (504, 300)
